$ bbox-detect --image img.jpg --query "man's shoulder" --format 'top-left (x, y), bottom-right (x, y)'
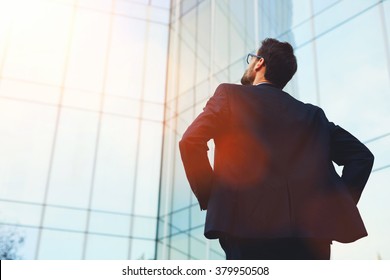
top-left (303, 102), bottom-right (325, 114)
top-left (215, 83), bottom-right (244, 93)
top-left (215, 83), bottom-right (276, 97)
top-left (214, 83), bottom-right (326, 113)
top-left (286, 94), bottom-right (322, 112)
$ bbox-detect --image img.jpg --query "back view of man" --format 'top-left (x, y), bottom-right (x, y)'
top-left (179, 38), bottom-right (374, 259)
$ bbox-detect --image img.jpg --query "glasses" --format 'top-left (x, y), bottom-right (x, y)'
top-left (246, 53), bottom-right (263, 64)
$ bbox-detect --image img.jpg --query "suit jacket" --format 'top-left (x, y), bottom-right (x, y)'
top-left (179, 83), bottom-right (374, 243)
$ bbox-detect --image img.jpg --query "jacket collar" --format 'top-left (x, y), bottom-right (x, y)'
top-left (255, 82), bottom-right (281, 89)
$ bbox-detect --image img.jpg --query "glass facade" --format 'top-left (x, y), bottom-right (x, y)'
top-left (0, 0), bottom-right (170, 259)
top-left (0, 0), bottom-right (389, 260)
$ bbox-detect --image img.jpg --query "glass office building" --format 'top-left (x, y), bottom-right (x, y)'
top-left (0, 0), bottom-right (389, 260)
top-left (0, 0), bottom-right (170, 260)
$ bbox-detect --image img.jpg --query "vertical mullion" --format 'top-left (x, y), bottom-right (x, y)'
top-left (34, 0), bottom-right (79, 260)
top-left (81, 0), bottom-right (116, 260)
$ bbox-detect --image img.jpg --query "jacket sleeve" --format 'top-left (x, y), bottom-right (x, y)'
top-left (329, 122), bottom-right (374, 204)
top-left (179, 85), bottom-right (228, 210)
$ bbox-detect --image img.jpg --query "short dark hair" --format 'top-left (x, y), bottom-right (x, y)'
top-left (257, 38), bottom-right (297, 89)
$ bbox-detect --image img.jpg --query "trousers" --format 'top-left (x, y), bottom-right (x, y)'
top-left (219, 236), bottom-right (331, 260)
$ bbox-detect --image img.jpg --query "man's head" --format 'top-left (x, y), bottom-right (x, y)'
top-left (241, 38), bottom-right (297, 88)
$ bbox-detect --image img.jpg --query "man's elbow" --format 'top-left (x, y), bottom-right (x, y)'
top-left (179, 134), bottom-right (194, 157)
top-left (369, 150), bottom-right (374, 161)
top-left (367, 150), bottom-right (375, 169)
top-left (179, 132), bottom-right (209, 155)
top-left (179, 135), bottom-right (189, 153)
top-left (362, 149), bottom-right (375, 173)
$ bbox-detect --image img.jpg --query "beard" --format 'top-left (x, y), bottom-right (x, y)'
top-left (240, 65), bottom-right (255, 85)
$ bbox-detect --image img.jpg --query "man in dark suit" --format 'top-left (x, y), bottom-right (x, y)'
top-left (179, 38), bottom-right (374, 260)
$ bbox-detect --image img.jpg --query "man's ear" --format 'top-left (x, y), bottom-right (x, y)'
top-left (254, 58), bottom-right (265, 71)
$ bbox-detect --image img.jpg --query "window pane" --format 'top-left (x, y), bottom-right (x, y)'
top-left (171, 208), bottom-right (189, 232)
top-left (142, 102), bottom-right (164, 122)
top-left (291, 0), bottom-right (311, 27)
top-left (43, 206), bottom-right (87, 232)
top-left (103, 95), bottom-right (141, 118)
top-left (316, 7), bottom-right (390, 139)
top-left (92, 115), bottom-right (138, 213)
top-left (106, 17), bottom-right (146, 99)
top-left (143, 24), bottom-right (169, 103)
top-left (228, 1), bottom-right (246, 65)
top-left (63, 88), bottom-right (101, 112)
top-left (209, 238), bottom-right (225, 260)
top-left (0, 1), bottom-right (13, 60)
top-left (213, 2), bottom-right (229, 72)
top-left (294, 44), bottom-right (318, 104)
top-left (0, 79), bottom-right (60, 105)
top-left (178, 42), bottom-right (195, 94)
top-left (78, 0), bottom-right (112, 12)
top-left (3, 1), bottom-right (72, 85)
top-left (178, 89), bottom-right (194, 114)
top-left (151, 0), bottom-right (170, 9)
top-left (0, 201), bottom-right (42, 226)
top-left (47, 108), bottom-right (99, 208)
top-left (0, 100), bottom-right (56, 203)
top-left (38, 230), bottom-right (84, 259)
top-left (88, 212), bottom-right (129, 236)
top-left (169, 233), bottom-right (189, 259)
top-left (314, 0), bottom-right (377, 37)
top-left (85, 234), bottom-right (128, 259)
top-left (65, 8), bottom-right (110, 92)
top-left (131, 216), bottom-right (157, 240)
top-left (133, 121), bottom-right (163, 216)
top-left (130, 239), bottom-right (155, 260)
top-left (189, 235), bottom-right (206, 259)
top-left (190, 204), bottom-right (205, 228)
top-left (172, 137), bottom-right (191, 211)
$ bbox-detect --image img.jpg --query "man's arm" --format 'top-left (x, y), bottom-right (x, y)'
top-left (179, 85), bottom-right (228, 210)
top-left (330, 123), bottom-right (375, 204)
